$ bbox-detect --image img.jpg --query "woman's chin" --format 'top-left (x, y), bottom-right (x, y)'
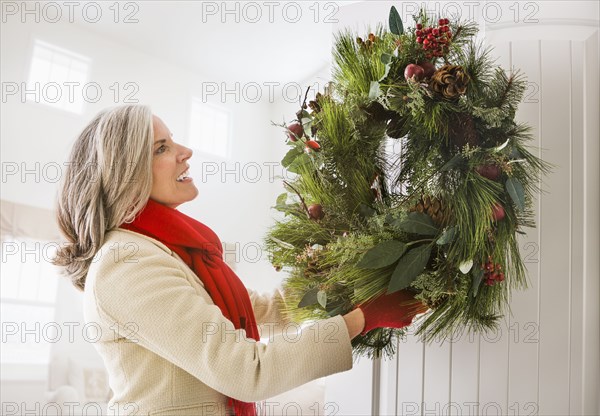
top-left (153, 189), bottom-right (199, 209)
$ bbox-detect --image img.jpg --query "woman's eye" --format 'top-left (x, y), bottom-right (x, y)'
top-left (156, 145), bottom-right (166, 154)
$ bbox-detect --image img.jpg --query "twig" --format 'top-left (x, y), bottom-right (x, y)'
top-left (296, 86), bottom-right (312, 120)
top-left (283, 180), bottom-right (310, 219)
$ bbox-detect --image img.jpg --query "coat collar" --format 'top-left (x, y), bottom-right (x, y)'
top-left (112, 227), bottom-right (175, 256)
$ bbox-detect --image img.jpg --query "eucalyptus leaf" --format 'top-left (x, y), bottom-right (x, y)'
top-left (506, 177), bottom-right (526, 211)
top-left (317, 290), bottom-right (327, 308)
top-left (287, 153), bottom-right (312, 174)
top-left (380, 53), bottom-right (393, 65)
top-left (298, 287), bottom-right (319, 308)
top-left (301, 118), bottom-right (313, 132)
top-left (509, 147), bottom-right (522, 159)
top-left (357, 240), bottom-right (407, 269)
top-left (387, 245), bottom-right (432, 293)
top-left (276, 193), bottom-right (287, 206)
top-left (273, 203), bottom-right (288, 213)
top-left (436, 227), bottom-right (456, 245)
top-left (368, 81), bottom-right (381, 100)
top-left (471, 269), bottom-right (485, 297)
top-left (379, 63), bottom-right (392, 82)
top-left (459, 259), bottom-right (474, 274)
top-left (440, 154), bottom-right (464, 171)
top-left (273, 203), bottom-right (301, 216)
top-left (395, 212), bottom-right (438, 236)
top-left (281, 148), bottom-right (301, 168)
top-left (270, 236), bottom-right (294, 249)
top-left (389, 6), bottom-right (404, 35)
top-left (493, 138), bottom-right (510, 152)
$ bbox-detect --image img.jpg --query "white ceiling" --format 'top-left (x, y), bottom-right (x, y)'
top-left (75, 1), bottom-right (364, 83)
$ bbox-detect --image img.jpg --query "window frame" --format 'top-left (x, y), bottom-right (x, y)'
top-left (25, 38), bottom-right (91, 115)
top-left (187, 96), bottom-right (233, 161)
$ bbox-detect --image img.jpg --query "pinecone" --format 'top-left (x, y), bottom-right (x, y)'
top-left (410, 195), bottom-right (451, 226)
top-left (429, 64), bottom-right (470, 100)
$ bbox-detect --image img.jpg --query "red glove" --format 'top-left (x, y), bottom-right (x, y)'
top-left (355, 290), bottom-right (428, 335)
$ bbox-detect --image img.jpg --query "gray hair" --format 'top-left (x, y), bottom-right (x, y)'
top-left (53, 105), bottom-right (154, 291)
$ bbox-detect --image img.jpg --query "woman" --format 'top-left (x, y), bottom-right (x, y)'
top-left (54, 105), bottom-right (426, 415)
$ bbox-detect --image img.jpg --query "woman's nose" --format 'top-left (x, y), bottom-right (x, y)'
top-left (177, 144), bottom-right (193, 163)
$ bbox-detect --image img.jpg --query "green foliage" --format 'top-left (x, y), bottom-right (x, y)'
top-left (332, 27), bottom-right (396, 100)
top-left (265, 6), bottom-right (550, 358)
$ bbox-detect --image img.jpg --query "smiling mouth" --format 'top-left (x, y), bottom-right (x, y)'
top-left (176, 169), bottom-right (191, 182)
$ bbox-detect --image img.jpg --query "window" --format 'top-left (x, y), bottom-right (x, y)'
top-left (188, 98), bottom-right (231, 158)
top-left (1, 236), bottom-right (60, 365)
top-left (27, 39), bottom-right (90, 114)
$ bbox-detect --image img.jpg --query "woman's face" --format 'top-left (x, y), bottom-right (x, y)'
top-left (149, 115), bottom-right (198, 209)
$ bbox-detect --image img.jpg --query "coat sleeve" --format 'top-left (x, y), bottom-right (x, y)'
top-left (246, 287), bottom-right (293, 331)
top-left (90, 240), bottom-right (353, 403)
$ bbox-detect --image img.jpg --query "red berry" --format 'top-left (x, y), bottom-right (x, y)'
top-left (497, 272), bottom-right (505, 281)
top-left (404, 63), bottom-right (425, 81)
top-left (423, 38), bottom-right (430, 45)
top-left (416, 30), bottom-right (423, 36)
top-left (305, 140), bottom-right (321, 150)
top-left (286, 122), bottom-right (303, 142)
top-left (416, 37), bottom-right (423, 43)
top-left (445, 18), bottom-right (450, 25)
top-left (433, 28), bottom-right (440, 36)
top-left (492, 203), bottom-right (506, 221)
top-left (308, 203), bottom-right (324, 220)
top-left (416, 23), bottom-right (423, 30)
top-left (439, 19), bottom-right (445, 26)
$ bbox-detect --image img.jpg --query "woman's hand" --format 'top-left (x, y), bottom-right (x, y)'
top-left (348, 290), bottom-right (428, 337)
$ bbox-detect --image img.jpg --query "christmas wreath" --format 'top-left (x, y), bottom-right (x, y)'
top-left (265, 6), bottom-right (550, 358)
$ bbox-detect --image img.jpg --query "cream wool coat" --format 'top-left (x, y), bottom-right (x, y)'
top-left (83, 228), bottom-right (354, 416)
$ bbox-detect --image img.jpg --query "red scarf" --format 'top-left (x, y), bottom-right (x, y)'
top-left (120, 198), bottom-right (258, 416)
